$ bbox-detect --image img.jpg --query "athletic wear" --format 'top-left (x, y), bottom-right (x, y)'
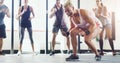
top-left (52, 4), bottom-right (68, 34)
top-left (21, 6), bottom-right (31, 28)
top-left (50, 51), bottom-right (55, 56)
top-left (0, 5), bottom-right (8, 38)
top-left (70, 9), bottom-right (102, 33)
top-left (95, 7), bottom-right (111, 28)
top-left (0, 51), bottom-right (5, 55)
top-left (20, 27), bottom-right (33, 44)
top-left (0, 5), bottom-right (8, 25)
top-left (20, 5), bottom-right (34, 44)
top-left (66, 54), bottom-right (79, 61)
top-left (0, 24), bottom-right (6, 38)
top-left (95, 55), bottom-right (101, 61)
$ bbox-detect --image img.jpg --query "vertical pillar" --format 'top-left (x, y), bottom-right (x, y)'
top-left (11, 0), bottom-right (14, 54)
top-left (46, 0), bottom-right (49, 54)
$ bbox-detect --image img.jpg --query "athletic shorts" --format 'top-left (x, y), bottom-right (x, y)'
top-left (0, 24), bottom-right (6, 38)
top-left (52, 25), bottom-right (68, 33)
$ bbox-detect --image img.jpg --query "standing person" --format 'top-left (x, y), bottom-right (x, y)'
top-left (17, 0), bottom-right (36, 55)
top-left (0, 0), bottom-right (10, 55)
top-left (64, 0), bottom-right (102, 61)
top-left (93, 0), bottom-right (116, 56)
top-left (49, 0), bottom-right (70, 56)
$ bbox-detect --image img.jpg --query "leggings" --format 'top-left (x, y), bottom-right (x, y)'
top-left (20, 27), bottom-right (34, 44)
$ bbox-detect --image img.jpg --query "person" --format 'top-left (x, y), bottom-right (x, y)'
top-left (49, 0), bottom-right (70, 56)
top-left (0, 0), bottom-right (10, 55)
top-left (93, 0), bottom-right (116, 56)
top-left (16, 0), bottom-right (36, 55)
top-left (64, 0), bottom-right (102, 61)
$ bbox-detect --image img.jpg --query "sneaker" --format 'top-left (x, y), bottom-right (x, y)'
top-left (33, 52), bottom-right (37, 56)
top-left (95, 55), bottom-right (101, 61)
top-left (17, 51), bottom-right (22, 56)
top-left (66, 54), bottom-right (79, 61)
top-left (0, 51), bottom-right (5, 55)
top-left (50, 51), bottom-right (55, 56)
top-left (113, 52), bottom-right (116, 56)
top-left (67, 50), bottom-right (71, 54)
top-left (99, 52), bottom-right (106, 56)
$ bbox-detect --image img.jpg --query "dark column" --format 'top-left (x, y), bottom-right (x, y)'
top-left (46, 0), bottom-right (49, 54)
top-left (77, 0), bottom-right (81, 53)
top-left (11, 0), bottom-right (14, 54)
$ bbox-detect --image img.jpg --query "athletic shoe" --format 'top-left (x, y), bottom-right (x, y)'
top-left (0, 51), bottom-right (5, 55)
top-left (66, 54), bottom-right (79, 61)
top-left (50, 51), bottom-right (55, 56)
top-left (95, 55), bottom-right (101, 61)
top-left (67, 50), bottom-right (71, 54)
top-left (17, 51), bottom-right (22, 56)
top-left (33, 52), bottom-right (37, 56)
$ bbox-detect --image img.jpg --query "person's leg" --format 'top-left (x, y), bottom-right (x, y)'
top-left (66, 27), bottom-right (82, 61)
top-left (105, 25), bottom-right (116, 56)
top-left (61, 27), bottom-right (70, 53)
top-left (0, 38), bottom-right (3, 52)
top-left (0, 24), bottom-right (6, 55)
top-left (50, 26), bottom-right (59, 56)
top-left (52, 33), bottom-right (57, 51)
top-left (19, 27), bottom-right (25, 53)
top-left (27, 27), bottom-right (35, 52)
top-left (99, 29), bottom-right (104, 55)
top-left (84, 27), bottom-right (102, 61)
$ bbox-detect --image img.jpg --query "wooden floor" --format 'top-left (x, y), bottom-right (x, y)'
top-left (0, 53), bottom-right (120, 63)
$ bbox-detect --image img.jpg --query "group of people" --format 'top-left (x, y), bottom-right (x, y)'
top-left (0, 0), bottom-right (116, 61)
top-left (49, 0), bottom-right (116, 61)
top-left (0, 0), bottom-right (36, 55)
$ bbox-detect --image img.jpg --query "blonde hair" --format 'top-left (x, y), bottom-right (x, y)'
top-left (64, 0), bottom-right (73, 8)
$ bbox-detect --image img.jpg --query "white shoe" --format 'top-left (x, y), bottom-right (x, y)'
top-left (17, 51), bottom-right (22, 56)
top-left (32, 52), bottom-right (37, 56)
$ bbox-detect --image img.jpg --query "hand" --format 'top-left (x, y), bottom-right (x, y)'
top-left (53, 8), bottom-right (57, 13)
top-left (29, 17), bottom-right (34, 21)
top-left (29, 17), bottom-right (32, 21)
top-left (0, 9), bottom-right (7, 13)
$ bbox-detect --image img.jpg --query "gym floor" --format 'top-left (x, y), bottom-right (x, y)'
top-left (0, 53), bottom-right (120, 63)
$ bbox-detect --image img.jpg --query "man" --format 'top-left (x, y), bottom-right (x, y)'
top-left (49, 0), bottom-right (70, 56)
top-left (17, 0), bottom-right (36, 55)
top-left (93, 0), bottom-right (116, 56)
top-left (64, 0), bottom-right (102, 61)
top-left (0, 0), bottom-right (10, 55)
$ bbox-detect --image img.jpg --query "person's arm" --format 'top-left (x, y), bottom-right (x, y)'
top-left (16, 7), bottom-right (24, 20)
top-left (81, 9), bottom-right (96, 34)
top-left (49, 7), bottom-right (57, 18)
top-left (5, 8), bottom-right (10, 18)
top-left (69, 17), bottom-right (75, 32)
top-left (29, 6), bottom-right (35, 20)
top-left (101, 6), bottom-right (108, 18)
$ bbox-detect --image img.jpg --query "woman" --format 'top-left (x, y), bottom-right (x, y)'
top-left (17, 0), bottom-right (36, 55)
top-left (93, 0), bottom-right (116, 56)
top-left (64, 0), bottom-right (102, 61)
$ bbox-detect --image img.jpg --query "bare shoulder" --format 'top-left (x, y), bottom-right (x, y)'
top-left (80, 9), bottom-right (90, 17)
top-left (29, 6), bottom-right (33, 11)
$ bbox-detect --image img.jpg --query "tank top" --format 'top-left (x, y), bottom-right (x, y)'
top-left (0, 5), bottom-right (8, 25)
top-left (53, 4), bottom-right (64, 27)
top-left (95, 7), bottom-right (108, 26)
top-left (21, 5), bottom-right (31, 27)
top-left (72, 10), bottom-right (102, 29)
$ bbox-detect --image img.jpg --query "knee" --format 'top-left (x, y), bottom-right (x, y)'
top-left (85, 38), bottom-right (91, 44)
